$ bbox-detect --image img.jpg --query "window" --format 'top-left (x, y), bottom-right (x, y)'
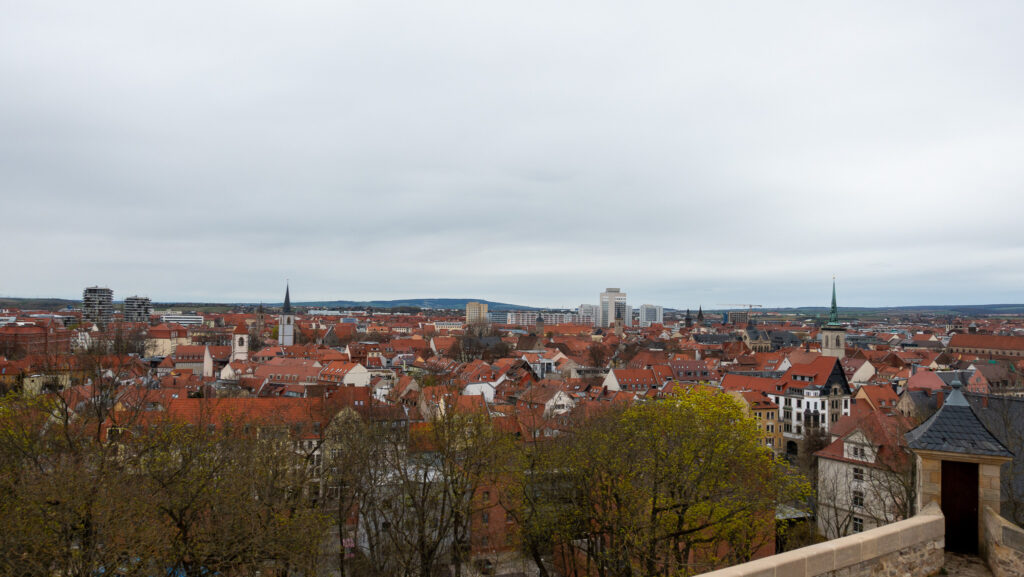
top-left (852, 490), bottom-right (864, 508)
top-left (482, 491), bottom-right (490, 502)
top-left (853, 467), bottom-right (864, 481)
top-left (853, 517), bottom-right (864, 533)
top-left (482, 512), bottom-right (490, 524)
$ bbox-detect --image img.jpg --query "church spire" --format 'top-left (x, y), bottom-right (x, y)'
top-left (283, 283), bottom-right (292, 314)
top-left (828, 277), bottom-right (839, 325)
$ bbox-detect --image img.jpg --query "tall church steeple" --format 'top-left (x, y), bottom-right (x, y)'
top-left (279, 283), bottom-right (295, 346)
top-left (283, 284), bottom-right (292, 314)
top-left (827, 278), bottom-right (839, 326)
top-left (821, 277), bottom-right (845, 358)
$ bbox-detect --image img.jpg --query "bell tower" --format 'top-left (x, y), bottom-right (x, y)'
top-left (231, 324), bottom-right (249, 362)
top-left (279, 283), bottom-right (295, 347)
top-left (820, 278), bottom-right (846, 358)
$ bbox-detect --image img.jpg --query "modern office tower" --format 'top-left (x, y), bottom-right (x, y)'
top-left (279, 284), bottom-right (295, 346)
top-left (82, 286), bottom-right (114, 327)
top-left (124, 296), bottom-right (153, 323)
top-left (599, 288), bottom-right (630, 327)
top-left (466, 301), bottom-right (489, 325)
top-left (638, 304), bottom-right (664, 327)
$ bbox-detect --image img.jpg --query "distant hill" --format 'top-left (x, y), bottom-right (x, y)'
top-left (0, 297), bottom-right (78, 311)
top-left (4, 296), bottom-right (1024, 316)
top-left (293, 298), bottom-right (538, 311)
top-left (702, 304), bottom-right (1024, 319)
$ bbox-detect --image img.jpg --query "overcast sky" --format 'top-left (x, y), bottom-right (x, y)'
top-left (2, 1), bottom-right (1023, 309)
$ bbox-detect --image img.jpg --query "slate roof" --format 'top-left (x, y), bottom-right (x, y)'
top-left (905, 385), bottom-right (1012, 457)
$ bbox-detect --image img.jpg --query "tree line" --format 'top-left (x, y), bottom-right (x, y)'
top-left (0, 384), bottom-right (807, 577)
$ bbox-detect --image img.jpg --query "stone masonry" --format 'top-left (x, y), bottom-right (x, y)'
top-left (696, 503), bottom-right (944, 577)
top-left (982, 506), bottom-right (1024, 577)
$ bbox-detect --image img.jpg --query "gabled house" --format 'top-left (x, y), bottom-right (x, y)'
top-left (815, 407), bottom-right (915, 538)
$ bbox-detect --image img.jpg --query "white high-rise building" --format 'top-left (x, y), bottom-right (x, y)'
top-left (638, 304), bottom-right (663, 327)
top-left (577, 304), bottom-right (600, 327)
top-left (599, 288), bottom-right (630, 328)
top-left (124, 296), bottom-right (153, 324)
top-left (83, 286), bottom-right (114, 327)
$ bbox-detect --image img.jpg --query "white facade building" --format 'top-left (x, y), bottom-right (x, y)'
top-left (638, 304), bottom-right (663, 327)
top-left (158, 314), bottom-right (204, 326)
top-left (599, 288), bottom-right (630, 328)
top-left (124, 296), bottom-right (153, 324)
top-left (83, 286), bottom-right (114, 327)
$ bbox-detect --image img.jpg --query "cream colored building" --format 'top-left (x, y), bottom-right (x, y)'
top-left (466, 301), bottom-right (489, 325)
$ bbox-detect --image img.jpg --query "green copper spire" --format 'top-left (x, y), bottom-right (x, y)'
top-left (828, 278), bottom-right (840, 325)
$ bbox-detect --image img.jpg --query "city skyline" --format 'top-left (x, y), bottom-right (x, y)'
top-left (3, 2), bottom-right (1024, 307)
top-left (4, 280), bottom-right (1024, 313)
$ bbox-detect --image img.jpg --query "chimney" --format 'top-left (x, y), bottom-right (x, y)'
top-left (937, 390), bottom-right (944, 409)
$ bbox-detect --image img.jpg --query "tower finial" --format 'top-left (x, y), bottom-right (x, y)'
top-left (283, 282), bottom-right (292, 314)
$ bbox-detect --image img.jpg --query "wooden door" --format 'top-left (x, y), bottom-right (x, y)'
top-left (941, 460), bottom-right (979, 554)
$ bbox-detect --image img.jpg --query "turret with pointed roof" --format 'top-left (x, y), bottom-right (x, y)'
top-left (696, 306), bottom-right (704, 323)
top-left (906, 380), bottom-right (1011, 457)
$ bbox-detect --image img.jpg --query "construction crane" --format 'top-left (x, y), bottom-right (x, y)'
top-left (716, 304), bottom-right (764, 311)
top-left (716, 304), bottom-right (764, 325)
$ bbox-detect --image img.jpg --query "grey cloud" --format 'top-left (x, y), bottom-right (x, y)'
top-left (2, 1), bottom-right (1024, 307)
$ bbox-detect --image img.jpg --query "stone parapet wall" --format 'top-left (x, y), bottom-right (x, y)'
top-left (982, 506), bottom-right (1024, 577)
top-left (697, 503), bottom-right (944, 577)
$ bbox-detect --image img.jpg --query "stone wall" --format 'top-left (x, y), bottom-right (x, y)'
top-left (982, 506), bottom-right (1024, 577)
top-left (697, 503), bottom-right (944, 577)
